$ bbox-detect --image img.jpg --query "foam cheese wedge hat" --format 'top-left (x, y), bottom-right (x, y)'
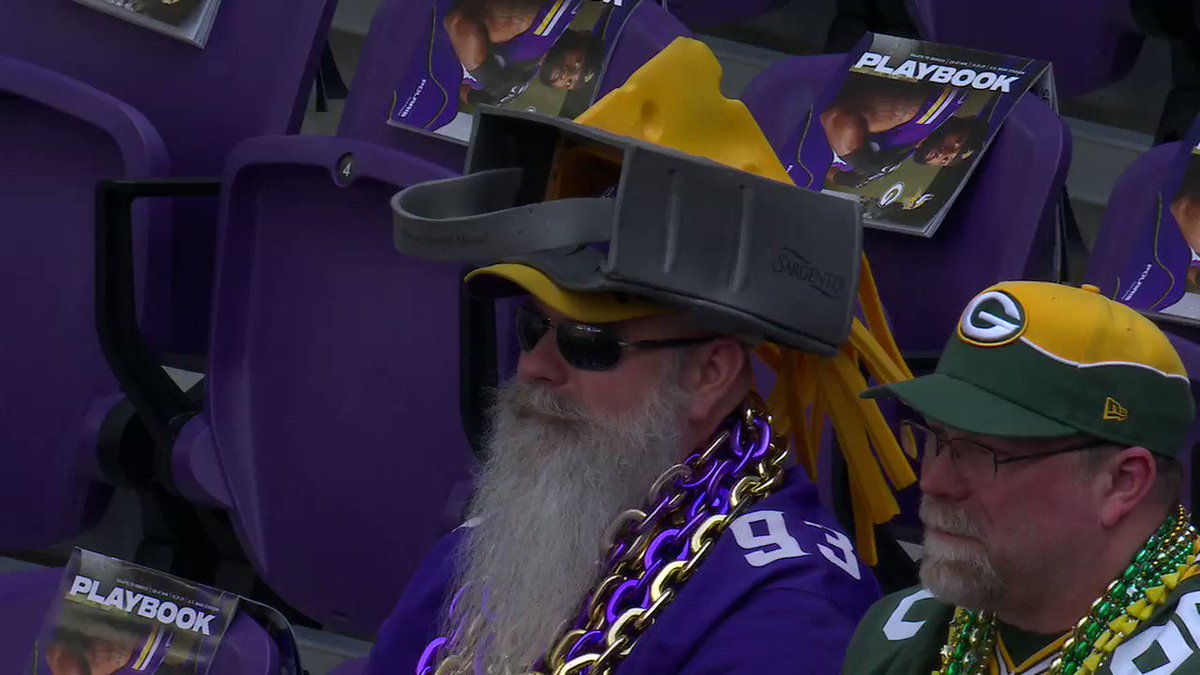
top-left (392, 37), bottom-right (919, 564)
top-left (391, 37), bottom-right (862, 355)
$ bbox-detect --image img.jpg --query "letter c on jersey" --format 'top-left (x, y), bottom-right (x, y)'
top-left (884, 588), bottom-right (935, 641)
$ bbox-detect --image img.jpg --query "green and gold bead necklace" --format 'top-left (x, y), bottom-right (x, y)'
top-left (934, 505), bottom-right (1200, 675)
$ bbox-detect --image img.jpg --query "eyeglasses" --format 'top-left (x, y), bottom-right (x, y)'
top-left (515, 305), bottom-right (717, 371)
top-left (901, 419), bottom-right (1110, 482)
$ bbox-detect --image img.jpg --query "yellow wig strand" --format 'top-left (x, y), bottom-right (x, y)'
top-left (756, 257), bottom-right (916, 564)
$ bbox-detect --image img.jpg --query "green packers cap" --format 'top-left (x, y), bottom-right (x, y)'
top-left (863, 281), bottom-right (1195, 457)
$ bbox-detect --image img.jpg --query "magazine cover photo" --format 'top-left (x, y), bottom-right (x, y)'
top-left (827, 71), bottom-right (992, 228)
top-left (387, 0), bottom-right (637, 141)
top-left (785, 33), bottom-right (1051, 237)
top-left (29, 550), bottom-right (238, 675)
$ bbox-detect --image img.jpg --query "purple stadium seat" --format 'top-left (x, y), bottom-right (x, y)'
top-left (332, 0), bottom-right (467, 170)
top-left (0, 0), bottom-right (334, 667)
top-left (1164, 330), bottom-right (1200, 506)
top-left (0, 0), bottom-right (336, 551)
top-left (0, 567), bottom-right (278, 672)
top-left (1084, 143), bottom-right (1179, 295)
top-left (1082, 143), bottom-right (1200, 504)
top-left (0, 569), bottom-right (77, 671)
top-left (905, 0), bottom-right (1144, 99)
top-left (0, 57), bottom-right (167, 549)
top-left (0, 0), bottom-right (338, 353)
top-left (742, 54), bottom-right (1071, 357)
top-left (168, 137), bottom-right (469, 638)
top-left (100, 0), bottom-right (691, 640)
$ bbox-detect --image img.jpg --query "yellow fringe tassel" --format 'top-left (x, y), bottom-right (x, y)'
top-left (755, 254), bottom-right (915, 566)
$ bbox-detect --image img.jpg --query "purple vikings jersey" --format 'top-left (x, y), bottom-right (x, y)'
top-left (498, 0), bottom-right (582, 64)
top-left (831, 86), bottom-right (968, 172)
top-left (461, 0), bottom-right (582, 91)
top-left (365, 467), bottom-right (881, 674)
top-left (114, 624), bottom-right (173, 673)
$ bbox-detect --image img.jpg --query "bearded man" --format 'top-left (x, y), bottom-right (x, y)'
top-left (363, 38), bottom-right (906, 675)
top-left (363, 293), bottom-right (881, 674)
top-left (845, 281), bottom-right (1200, 674)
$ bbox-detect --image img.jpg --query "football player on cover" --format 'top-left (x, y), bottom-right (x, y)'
top-left (368, 38), bottom-right (920, 674)
top-left (845, 281), bottom-right (1200, 675)
top-left (819, 74), bottom-right (986, 188)
top-left (44, 616), bottom-right (173, 675)
top-left (444, 0), bottom-right (602, 106)
top-left (459, 27), bottom-right (604, 107)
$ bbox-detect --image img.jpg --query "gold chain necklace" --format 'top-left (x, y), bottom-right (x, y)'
top-left (934, 505), bottom-right (1200, 675)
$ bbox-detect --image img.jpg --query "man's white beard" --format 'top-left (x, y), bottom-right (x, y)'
top-left (441, 367), bottom-right (694, 672)
top-left (918, 496), bottom-right (1004, 611)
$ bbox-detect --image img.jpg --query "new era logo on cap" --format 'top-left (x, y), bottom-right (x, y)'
top-left (1104, 397), bottom-right (1128, 422)
top-left (958, 290), bottom-right (1026, 347)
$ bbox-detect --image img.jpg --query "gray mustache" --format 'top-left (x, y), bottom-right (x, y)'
top-left (919, 496), bottom-right (983, 538)
top-left (500, 383), bottom-right (593, 424)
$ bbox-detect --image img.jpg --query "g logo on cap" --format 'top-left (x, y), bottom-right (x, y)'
top-left (958, 290), bottom-right (1026, 347)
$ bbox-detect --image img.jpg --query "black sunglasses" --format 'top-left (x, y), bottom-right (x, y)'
top-left (515, 305), bottom-right (717, 371)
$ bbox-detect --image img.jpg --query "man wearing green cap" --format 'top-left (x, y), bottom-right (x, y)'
top-left (844, 280), bottom-right (1200, 674)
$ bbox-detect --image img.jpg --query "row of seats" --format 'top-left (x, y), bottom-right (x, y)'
top-left (1, 0), bottom-right (341, 668)
top-left (1, 0), bottom-right (1198, 671)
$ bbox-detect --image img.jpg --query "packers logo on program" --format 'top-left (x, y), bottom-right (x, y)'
top-left (879, 182), bottom-right (906, 207)
top-left (958, 290), bottom-right (1026, 347)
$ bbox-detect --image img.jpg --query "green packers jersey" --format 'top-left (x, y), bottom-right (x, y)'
top-left (843, 579), bottom-right (1200, 674)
